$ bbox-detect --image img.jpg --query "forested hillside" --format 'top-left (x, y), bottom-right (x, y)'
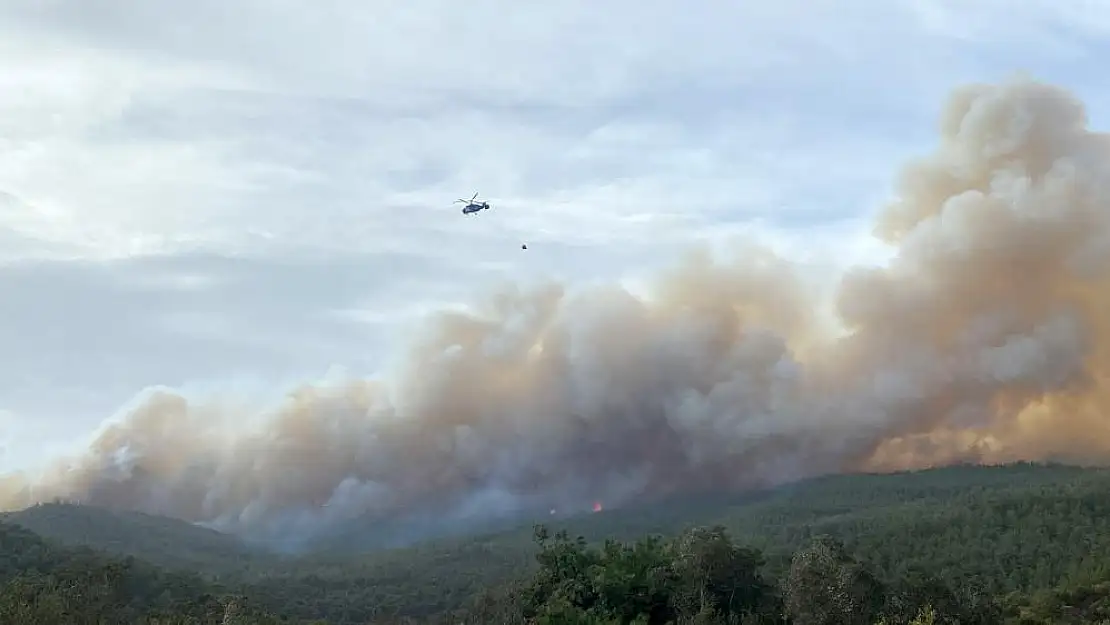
top-left (1, 502), bottom-right (276, 576)
top-left (0, 521), bottom-right (288, 624)
top-left (3, 462), bottom-right (1110, 623)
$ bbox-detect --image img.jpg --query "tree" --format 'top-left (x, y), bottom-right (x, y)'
top-left (785, 535), bottom-right (885, 625)
top-left (667, 526), bottom-right (777, 622)
top-left (523, 525), bottom-right (602, 619)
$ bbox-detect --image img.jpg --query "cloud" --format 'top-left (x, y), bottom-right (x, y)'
top-left (4, 0), bottom-right (1103, 261)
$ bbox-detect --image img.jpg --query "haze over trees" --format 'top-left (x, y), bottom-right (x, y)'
top-left (1, 463), bottom-right (1110, 623)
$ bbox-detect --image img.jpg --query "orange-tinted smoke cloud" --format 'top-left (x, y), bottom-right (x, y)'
top-left (2, 77), bottom-right (1110, 545)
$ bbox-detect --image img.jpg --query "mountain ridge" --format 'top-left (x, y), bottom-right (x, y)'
top-left (0, 501), bottom-right (276, 576)
top-left (3, 461), bottom-right (1110, 622)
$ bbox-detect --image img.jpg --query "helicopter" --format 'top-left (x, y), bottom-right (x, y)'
top-left (452, 191), bottom-right (524, 248)
top-left (455, 192), bottom-right (490, 215)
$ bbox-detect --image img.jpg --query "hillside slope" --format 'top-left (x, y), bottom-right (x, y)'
top-left (6, 462), bottom-right (1109, 621)
top-left (251, 462), bottom-right (1110, 619)
top-left (1, 502), bottom-right (276, 576)
top-left (0, 521), bottom-right (287, 624)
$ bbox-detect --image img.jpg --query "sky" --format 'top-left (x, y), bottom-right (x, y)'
top-left (1, 0), bottom-right (1110, 472)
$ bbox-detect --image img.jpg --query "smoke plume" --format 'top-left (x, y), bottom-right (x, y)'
top-left (3, 77), bottom-right (1110, 548)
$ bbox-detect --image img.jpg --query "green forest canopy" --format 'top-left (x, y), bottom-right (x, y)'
top-left (2, 462), bottom-right (1110, 623)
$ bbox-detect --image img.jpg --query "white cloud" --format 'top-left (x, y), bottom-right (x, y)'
top-left (0, 0), bottom-right (1108, 470)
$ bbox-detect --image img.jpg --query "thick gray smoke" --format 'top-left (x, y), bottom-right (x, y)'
top-left (3, 77), bottom-right (1110, 548)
